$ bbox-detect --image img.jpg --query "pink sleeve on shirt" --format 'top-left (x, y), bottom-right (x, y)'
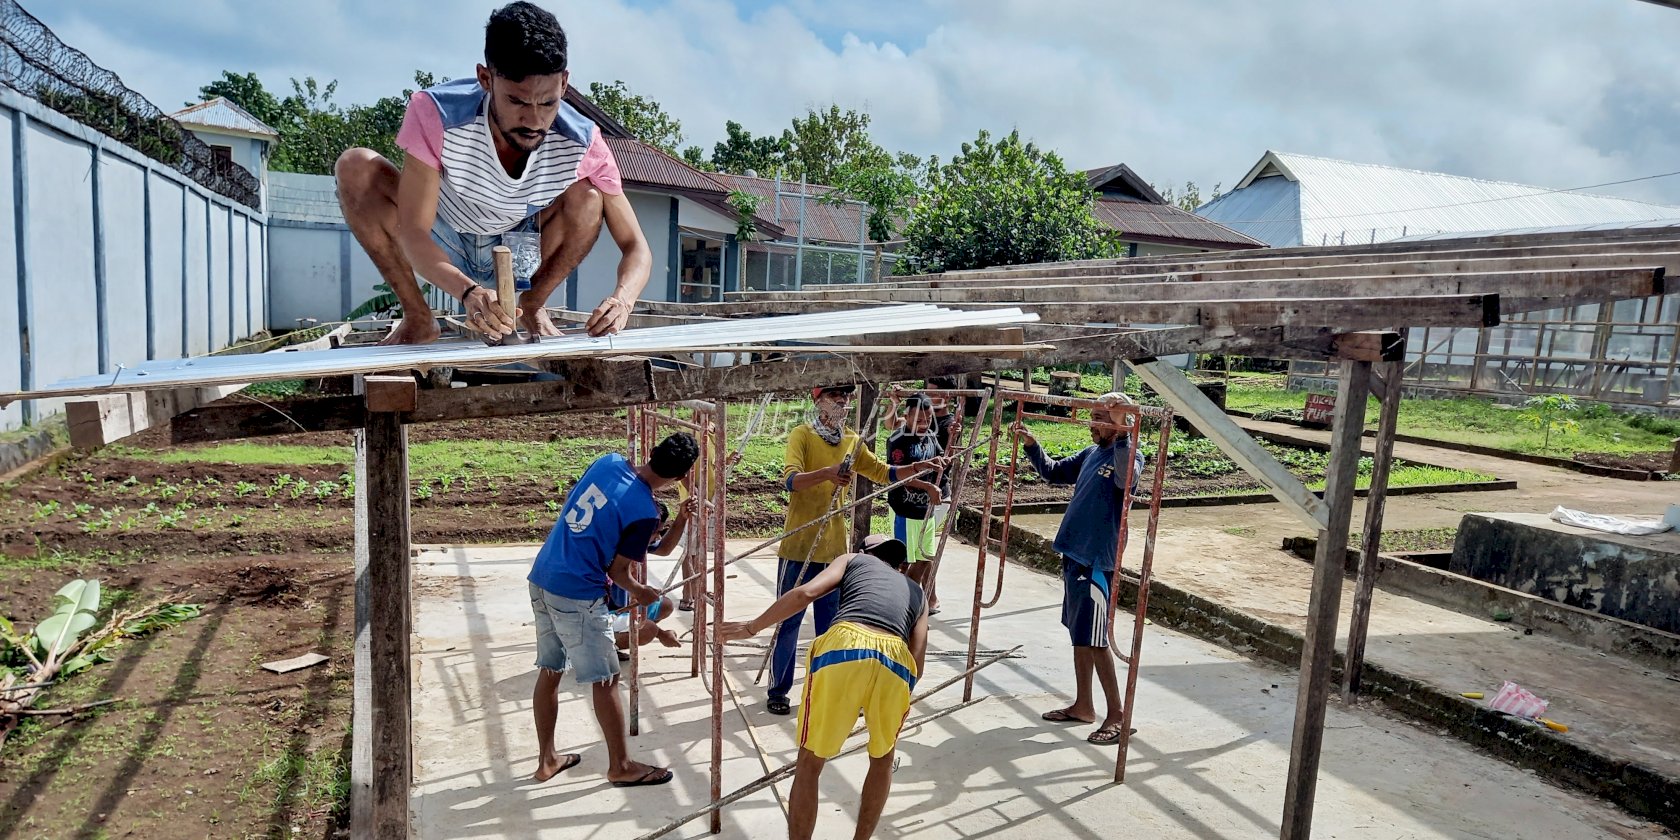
top-left (395, 91), bottom-right (444, 170)
top-left (575, 126), bottom-right (624, 195)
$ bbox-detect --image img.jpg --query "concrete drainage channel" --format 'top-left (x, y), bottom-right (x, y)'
top-left (953, 508), bottom-right (1680, 831)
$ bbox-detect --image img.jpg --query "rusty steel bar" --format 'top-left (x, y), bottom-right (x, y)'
top-left (980, 410), bottom-right (1025, 609)
top-left (1009, 388), bottom-right (1174, 419)
top-left (963, 391), bottom-right (1010, 702)
top-left (648, 430), bottom-right (996, 609)
top-left (926, 389), bottom-right (991, 616)
top-left (708, 400), bottom-right (728, 834)
top-left (1116, 408), bottom-right (1173, 784)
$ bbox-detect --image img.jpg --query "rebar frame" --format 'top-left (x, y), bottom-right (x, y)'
top-left (961, 390), bottom-right (1173, 783)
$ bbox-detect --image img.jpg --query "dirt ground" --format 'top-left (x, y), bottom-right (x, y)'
top-left (0, 408), bottom-right (1641, 838)
top-left (0, 552), bottom-right (354, 840)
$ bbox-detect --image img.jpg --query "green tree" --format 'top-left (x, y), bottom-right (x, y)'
top-left (709, 120), bottom-right (789, 177)
top-left (680, 145), bottom-right (714, 170)
top-left (900, 129), bottom-right (1121, 274)
top-left (781, 105), bottom-right (891, 186)
top-left (822, 161), bottom-right (919, 280)
top-left (587, 80), bottom-right (684, 156)
top-left (195, 70), bottom-right (444, 175)
top-left (1153, 180), bottom-right (1223, 213)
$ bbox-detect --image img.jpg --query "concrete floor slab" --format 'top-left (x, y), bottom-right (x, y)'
top-left (407, 540), bottom-right (1665, 839)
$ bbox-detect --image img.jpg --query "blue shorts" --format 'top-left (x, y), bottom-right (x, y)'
top-left (430, 213), bottom-right (540, 292)
top-left (529, 582), bottom-right (620, 684)
top-left (1060, 557), bottom-right (1111, 648)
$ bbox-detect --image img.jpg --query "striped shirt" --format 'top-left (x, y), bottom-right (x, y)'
top-left (395, 78), bottom-right (623, 236)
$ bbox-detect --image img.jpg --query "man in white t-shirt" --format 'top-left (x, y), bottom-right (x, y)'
top-left (335, 2), bottom-right (651, 344)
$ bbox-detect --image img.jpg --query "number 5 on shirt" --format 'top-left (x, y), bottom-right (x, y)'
top-left (565, 484), bottom-right (609, 533)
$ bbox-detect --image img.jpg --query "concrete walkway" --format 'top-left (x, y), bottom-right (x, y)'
top-left (406, 540), bottom-right (1664, 839)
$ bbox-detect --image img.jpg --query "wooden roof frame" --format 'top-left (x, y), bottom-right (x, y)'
top-left (127, 224), bottom-right (1680, 840)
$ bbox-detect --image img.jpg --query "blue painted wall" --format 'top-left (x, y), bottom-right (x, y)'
top-left (0, 88), bottom-right (267, 430)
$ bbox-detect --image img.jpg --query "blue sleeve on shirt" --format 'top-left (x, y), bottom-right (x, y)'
top-left (616, 518), bottom-right (658, 562)
top-left (1024, 443), bottom-right (1089, 486)
top-left (1111, 437), bottom-right (1146, 491)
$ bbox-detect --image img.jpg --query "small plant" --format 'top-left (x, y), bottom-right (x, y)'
top-left (68, 502), bottom-right (93, 520)
top-left (413, 484), bottom-right (433, 501)
top-left (1520, 395), bottom-right (1580, 452)
top-left (31, 499), bottom-right (61, 521)
top-left (544, 499), bottom-right (560, 514)
top-left (312, 480), bottom-right (338, 500)
top-left (234, 481), bottom-right (259, 498)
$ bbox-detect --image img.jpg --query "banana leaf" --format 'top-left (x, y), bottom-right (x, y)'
top-left (33, 579), bottom-right (101, 660)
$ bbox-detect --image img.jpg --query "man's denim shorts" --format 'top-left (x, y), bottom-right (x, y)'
top-left (529, 582), bottom-right (619, 684)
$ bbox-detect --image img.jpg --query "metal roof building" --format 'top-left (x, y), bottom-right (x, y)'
top-left (1198, 151), bottom-right (1680, 247)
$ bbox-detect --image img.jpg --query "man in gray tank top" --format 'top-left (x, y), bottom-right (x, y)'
top-left (722, 535), bottom-right (928, 840)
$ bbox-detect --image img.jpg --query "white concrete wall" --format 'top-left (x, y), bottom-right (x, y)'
top-left (0, 89), bottom-right (267, 429)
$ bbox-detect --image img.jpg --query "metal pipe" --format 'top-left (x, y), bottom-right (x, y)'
top-left (963, 393), bottom-right (1009, 701)
top-left (1113, 409), bottom-right (1169, 783)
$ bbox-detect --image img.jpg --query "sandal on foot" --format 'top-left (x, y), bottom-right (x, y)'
top-left (1086, 724), bottom-right (1135, 745)
top-left (678, 599), bottom-right (695, 612)
top-left (1041, 708), bottom-right (1089, 724)
top-left (612, 767), bottom-right (674, 788)
top-left (767, 698), bottom-right (792, 716)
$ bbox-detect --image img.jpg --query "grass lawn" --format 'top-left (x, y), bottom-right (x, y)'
top-left (1223, 373), bottom-right (1680, 457)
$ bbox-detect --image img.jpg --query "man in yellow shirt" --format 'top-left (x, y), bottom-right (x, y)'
top-left (767, 384), bottom-right (939, 715)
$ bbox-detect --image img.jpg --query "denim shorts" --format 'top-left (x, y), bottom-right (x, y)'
top-left (529, 582), bottom-right (619, 684)
top-left (431, 212), bottom-right (540, 292)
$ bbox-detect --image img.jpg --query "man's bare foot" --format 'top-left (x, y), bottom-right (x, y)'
top-left (655, 628), bottom-right (680, 648)
top-left (517, 298), bottom-right (564, 338)
top-left (534, 752), bottom-right (580, 782)
top-left (379, 314), bottom-right (440, 346)
top-left (607, 759), bottom-right (672, 786)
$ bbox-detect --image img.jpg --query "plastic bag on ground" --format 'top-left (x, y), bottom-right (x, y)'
top-left (1548, 506), bottom-right (1673, 536)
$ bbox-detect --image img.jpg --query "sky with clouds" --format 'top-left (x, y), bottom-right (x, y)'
top-left (30, 0), bottom-right (1680, 205)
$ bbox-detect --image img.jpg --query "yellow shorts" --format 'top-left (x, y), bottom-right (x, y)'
top-left (798, 622), bottom-right (917, 759)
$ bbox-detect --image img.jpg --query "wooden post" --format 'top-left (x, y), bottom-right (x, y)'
top-left (1342, 355), bottom-right (1404, 700)
top-left (1280, 359), bottom-right (1370, 840)
top-left (851, 382), bottom-right (881, 549)
top-left (352, 377), bottom-right (413, 840)
top-left (1669, 437), bottom-right (1680, 475)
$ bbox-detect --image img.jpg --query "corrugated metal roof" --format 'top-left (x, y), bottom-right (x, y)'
top-left (269, 171), bottom-right (344, 225)
top-left (604, 137), bottom-right (732, 195)
top-left (171, 97), bottom-right (279, 138)
top-left (1198, 151), bottom-right (1680, 247)
top-left (716, 174), bottom-right (877, 246)
top-left (1093, 198), bottom-right (1265, 248)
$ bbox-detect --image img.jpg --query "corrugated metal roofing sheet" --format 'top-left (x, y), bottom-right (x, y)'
top-left (1093, 198), bottom-right (1264, 248)
top-left (269, 171), bottom-right (344, 225)
top-left (171, 97), bottom-right (279, 137)
top-left (604, 137), bottom-right (731, 195)
top-left (1199, 151), bottom-right (1680, 247)
top-left (1390, 219), bottom-right (1680, 242)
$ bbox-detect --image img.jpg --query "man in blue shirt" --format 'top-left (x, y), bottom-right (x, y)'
top-left (1020, 393), bottom-right (1145, 746)
top-left (527, 432), bottom-right (699, 786)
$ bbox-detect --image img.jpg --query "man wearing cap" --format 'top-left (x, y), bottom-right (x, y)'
top-left (722, 535), bottom-right (927, 840)
top-left (1019, 392), bottom-right (1146, 746)
top-left (768, 385), bottom-right (941, 716)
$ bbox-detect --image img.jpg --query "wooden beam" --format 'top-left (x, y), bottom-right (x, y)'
top-left (1343, 354), bottom-right (1405, 700)
top-left (782, 248), bottom-right (1680, 291)
top-left (352, 408), bottom-right (412, 840)
top-left (740, 267), bottom-right (1664, 304)
top-left (1331, 331), bottom-right (1404, 363)
top-left (363, 375), bottom-right (417, 413)
top-left (1132, 360), bottom-right (1328, 529)
top-left (890, 228), bottom-right (1680, 282)
top-left (1281, 360), bottom-right (1372, 840)
top-left (657, 295), bottom-right (1501, 329)
top-left (170, 326), bottom-right (1351, 443)
top-left (851, 382), bottom-right (881, 550)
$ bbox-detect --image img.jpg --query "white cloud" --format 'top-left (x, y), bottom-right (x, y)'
top-left (28, 0), bottom-right (1680, 203)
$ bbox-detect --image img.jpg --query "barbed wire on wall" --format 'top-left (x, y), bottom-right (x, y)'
top-left (0, 0), bottom-right (262, 210)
